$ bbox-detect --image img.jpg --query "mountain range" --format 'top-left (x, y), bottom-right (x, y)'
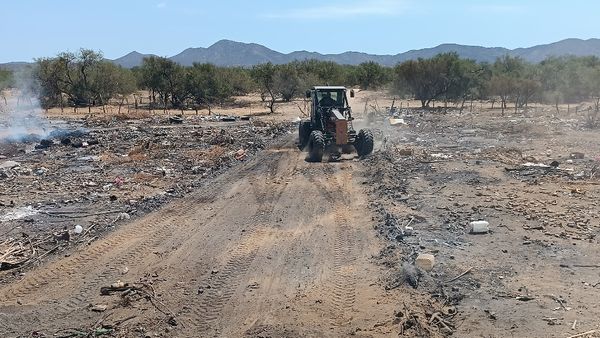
top-left (3, 38), bottom-right (600, 70)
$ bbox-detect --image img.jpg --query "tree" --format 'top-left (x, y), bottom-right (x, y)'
top-left (34, 49), bottom-right (123, 108)
top-left (0, 69), bottom-right (12, 90)
top-left (251, 62), bottom-right (277, 113)
top-left (488, 55), bottom-right (539, 114)
top-left (356, 61), bottom-right (388, 89)
top-left (444, 58), bottom-right (487, 111)
top-left (488, 74), bottom-right (513, 115)
top-left (585, 66), bottom-right (600, 112)
top-left (59, 49), bottom-right (104, 106)
top-left (138, 56), bottom-right (187, 108)
top-left (89, 62), bottom-right (136, 105)
top-left (221, 67), bottom-right (254, 95)
top-left (187, 63), bottom-right (233, 113)
top-left (0, 69), bottom-right (12, 105)
top-left (394, 53), bottom-right (472, 107)
top-left (273, 64), bottom-right (301, 102)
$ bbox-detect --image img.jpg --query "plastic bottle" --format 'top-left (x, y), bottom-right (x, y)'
top-left (469, 221), bottom-right (489, 234)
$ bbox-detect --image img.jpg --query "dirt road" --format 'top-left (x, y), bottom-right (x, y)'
top-left (0, 138), bottom-right (397, 337)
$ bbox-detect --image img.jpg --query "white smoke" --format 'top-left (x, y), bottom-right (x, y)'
top-left (0, 67), bottom-right (54, 143)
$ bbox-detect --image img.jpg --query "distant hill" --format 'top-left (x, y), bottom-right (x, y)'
top-left (3, 38), bottom-right (600, 70)
top-left (112, 51), bottom-right (156, 68)
top-left (170, 40), bottom-right (288, 66)
top-left (511, 38), bottom-right (600, 63)
top-left (142, 38), bottom-right (600, 67)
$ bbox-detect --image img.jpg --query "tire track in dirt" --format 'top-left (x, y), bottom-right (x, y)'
top-left (185, 228), bottom-right (270, 333)
top-left (330, 203), bottom-right (358, 326)
top-left (51, 185), bottom-right (232, 316)
top-left (55, 213), bottom-right (191, 314)
top-left (325, 169), bottom-right (359, 326)
top-left (50, 150), bottom-right (292, 320)
top-left (0, 196), bottom-right (202, 306)
top-left (182, 148), bottom-right (296, 334)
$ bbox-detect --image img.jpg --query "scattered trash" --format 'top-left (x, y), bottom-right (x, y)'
top-left (0, 206), bottom-right (38, 222)
top-left (90, 304), bottom-right (108, 312)
top-left (430, 153), bottom-right (452, 159)
top-left (73, 225), bottom-right (84, 234)
top-left (415, 253), bottom-right (435, 272)
top-left (220, 116), bottom-right (236, 122)
top-left (469, 220), bottom-right (490, 234)
top-left (169, 116), bottom-right (184, 124)
top-left (570, 152), bottom-right (584, 159)
top-left (0, 160), bottom-right (20, 169)
top-left (389, 117), bottom-right (407, 126)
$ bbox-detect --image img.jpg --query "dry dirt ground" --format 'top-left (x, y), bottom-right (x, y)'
top-left (0, 137), bottom-right (399, 337)
top-left (1, 90), bottom-right (600, 337)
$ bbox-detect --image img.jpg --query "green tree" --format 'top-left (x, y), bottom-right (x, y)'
top-left (187, 63), bottom-right (233, 113)
top-left (274, 63), bottom-right (301, 102)
top-left (90, 62), bottom-right (136, 105)
top-left (0, 69), bottom-right (13, 105)
top-left (221, 67), bottom-right (254, 95)
top-left (487, 74), bottom-right (514, 115)
top-left (445, 58), bottom-right (488, 112)
top-left (0, 69), bottom-right (12, 90)
top-left (251, 62), bottom-right (278, 113)
top-left (138, 56), bottom-right (187, 108)
top-left (356, 61), bottom-right (388, 89)
top-left (58, 49), bottom-right (104, 106)
top-left (489, 55), bottom-right (539, 114)
top-left (394, 53), bottom-right (470, 107)
top-left (35, 49), bottom-right (137, 109)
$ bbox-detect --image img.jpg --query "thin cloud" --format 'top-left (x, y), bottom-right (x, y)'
top-left (264, 0), bottom-right (409, 20)
top-left (156, 2), bottom-right (167, 9)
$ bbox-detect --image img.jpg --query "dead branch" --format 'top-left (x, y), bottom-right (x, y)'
top-left (567, 329), bottom-right (600, 338)
top-left (18, 244), bottom-right (60, 270)
top-left (444, 267), bottom-right (473, 284)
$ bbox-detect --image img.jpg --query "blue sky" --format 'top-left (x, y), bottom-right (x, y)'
top-left (1, 0), bottom-right (598, 62)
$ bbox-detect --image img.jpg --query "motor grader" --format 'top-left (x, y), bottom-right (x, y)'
top-left (298, 86), bottom-right (373, 161)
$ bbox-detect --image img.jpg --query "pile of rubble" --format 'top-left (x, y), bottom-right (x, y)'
top-left (363, 107), bottom-right (600, 337)
top-left (0, 116), bottom-right (291, 276)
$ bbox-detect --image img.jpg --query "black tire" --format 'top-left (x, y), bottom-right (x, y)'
top-left (298, 121), bottom-right (311, 150)
top-left (356, 129), bottom-right (374, 157)
top-left (308, 130), bottom-right (325, 162)
top-left (341, 144), bottom-right (355, 154)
